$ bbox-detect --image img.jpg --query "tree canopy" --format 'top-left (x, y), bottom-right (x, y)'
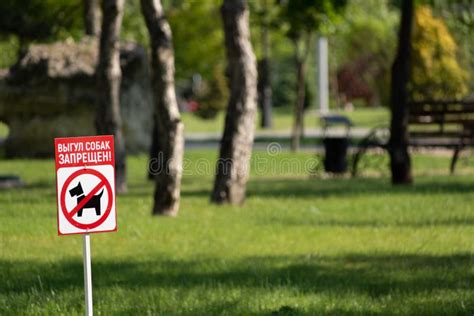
top-left (279, 0), bottom-right (348, 41)
top-left (0, 0), bottom-right (81, 43)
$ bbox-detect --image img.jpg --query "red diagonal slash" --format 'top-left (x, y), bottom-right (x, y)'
top-left (66, 180), bottom-right (106, 220)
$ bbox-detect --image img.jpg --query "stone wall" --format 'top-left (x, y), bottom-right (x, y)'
top-left (0, 38), bottom-right (153, 157)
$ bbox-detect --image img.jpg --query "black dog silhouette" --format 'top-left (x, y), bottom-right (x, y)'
top-left (69, 182), bottom-right (104, 217)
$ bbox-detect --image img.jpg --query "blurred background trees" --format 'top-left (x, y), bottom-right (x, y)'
top-left (410, 5), bottom-right (469, 100)
top-left (278, 0), bottom-right (347, 151)
top-left (0, 0), bottom-right (471, 118)
top-left (0, 0), bottom-right (81, 66)
top-left (333, 0), bottom-right (398, 108)
top-left (429, 0), bottom-right (474, 92)
top-left (0, 0), bottom-right (472, 204)
top-left (84, 0), bottom-right (101, 37)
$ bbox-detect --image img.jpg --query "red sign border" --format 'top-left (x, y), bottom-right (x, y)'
top-left (60, 168), bottom-right (114, 230)
top-left (55, 135), bottom-right (117, 236)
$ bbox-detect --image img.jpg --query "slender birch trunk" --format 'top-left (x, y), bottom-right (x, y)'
top-left (96, 0), bottom-right (127, 193)
top-left (141, 0), bottom-right (184, 216)
top-left (211, 0), bottom-right (258, 205)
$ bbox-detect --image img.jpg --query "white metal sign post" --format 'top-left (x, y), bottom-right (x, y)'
top-left (55, 135), bottom-right (117, 316)
top-left (83, 234), bottom-right (93, 316)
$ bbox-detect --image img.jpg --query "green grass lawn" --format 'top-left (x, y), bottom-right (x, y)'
top-left (182, 107), bottom-right (389, 133)
top-left (0, 150), bottom-right (473, 315)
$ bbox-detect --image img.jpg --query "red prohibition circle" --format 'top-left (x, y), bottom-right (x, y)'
top-left (60, 168), bottom-right (113, 230)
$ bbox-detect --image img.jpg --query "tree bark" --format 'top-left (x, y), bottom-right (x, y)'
top-left (389, 0), bottom-right (414, 184)
top-left (258, 59), bottom-right (272, 128)
top-left (147, 114), bottom-right (159, 180)
top-left (257, 0), bottom-right (272, 129)
top-left (84, 0), bottom-right (101, 36)
top-left (141, 0), bottom-right (184, 216)
top-left (211, 0), bottom-right (257, 205)
top-left (291, 57), bottom-right (307, 152)
top-left (291, 36), bottom-right (311, 152)
top-left (96, 0), bottom-right (127, 194)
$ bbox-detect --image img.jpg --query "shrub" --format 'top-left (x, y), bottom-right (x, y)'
top-left (409, 6), bottom-right (469, 101)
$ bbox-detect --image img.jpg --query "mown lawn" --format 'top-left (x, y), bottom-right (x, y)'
top-left (0, 150), bottom-right (473, 315)
top-left (182, 107), bottom-right (389, 133)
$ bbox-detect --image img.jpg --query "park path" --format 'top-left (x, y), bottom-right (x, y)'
top-left (185, 127), bottom-right (372, 150)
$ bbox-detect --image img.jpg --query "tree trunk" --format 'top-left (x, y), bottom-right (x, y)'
top-left (84, 0), bottom-right (101, 36)
top-left (258, 0), bottom-right (272, 129)
top-left (291, 35), bottom-right (311, 152)
top-left (291, 57), bottom-right (307, 152)
top-left (258, 58), bottom-right (272, 129)
top-left (211, 0), bottom-right (257, 205)
top-left (389, 0), bottom-right (414, 184)
top-left (141, 0), bottom-right (184, 216)
top-left (147, 114), bottom-right (159, 180)
top-left (96, 0), bottom-right (127, 194)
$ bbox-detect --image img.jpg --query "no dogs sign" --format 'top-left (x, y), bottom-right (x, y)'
top-left (55, 135), bottom-right (117, 235)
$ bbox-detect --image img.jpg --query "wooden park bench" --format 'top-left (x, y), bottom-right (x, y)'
top-left (351, 99), bottom-right (474, 176)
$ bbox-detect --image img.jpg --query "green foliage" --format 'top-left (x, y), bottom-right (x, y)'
top-left (163, 0), bottom-right (229, 117)
top-left (336, 0), bottom-right (398, 65)
top-left (410, 5), bottom-right (469, 100)
top-left (279, 0), bottom-right (348, 41)
top-left (0, 36), bottom-right (20, 68)
top-left (430, 0), bottom-right (474, 92)
top-left (271, 54), bottom-right (297, 107)
top-left (194, 64), bottom-right (229, 119)
top-left (0, 0), bottom-right (81, 68)
top-left (333, 0), bottom-right (399, 106)
top-left (247, 1), bottom-right (298, 108)
top-left (0, 0), bottom-right (82, 43)
top-left (168, 0), bottom-right (224, 81)
top-left (277, 0), bottom-right (348, 113)
top-left (121, 0), bottom-right (149, 47)
top-left (248, 0), bottom-right (282, 59)
top-left (0, 121), bottom-right (9, 138)
top-left (119, 0), bottom-right (225, 88)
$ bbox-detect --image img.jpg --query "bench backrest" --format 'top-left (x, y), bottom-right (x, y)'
top-left (408, 100), bottom-right (474, 135)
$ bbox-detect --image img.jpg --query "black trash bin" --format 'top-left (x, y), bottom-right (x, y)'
top-left (320, 114), bottom-right (352, 174)
top-left (323, 137), bottom-right (348, 173)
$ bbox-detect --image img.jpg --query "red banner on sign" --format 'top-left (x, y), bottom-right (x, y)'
top-left (55, 135), bottom-right (115, 168)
